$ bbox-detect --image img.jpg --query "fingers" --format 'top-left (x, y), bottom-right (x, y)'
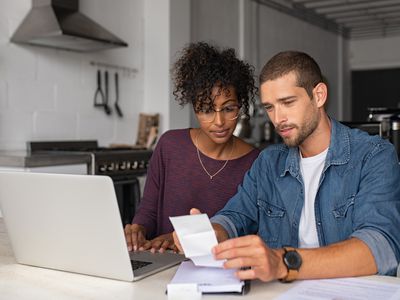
top-left (213, 235), bottom-right (262, 255)
top-left (132, 229), bottom-right (147, 251)
top-left (139, 240), bottom-right (152, 251)
top-left (125, 224), bottom-right (147, 251)
top-left (235, 268), bottom-right (257, 280)
top-left (223, 256), bottom-right (258, 270)
top-left (190, 208), bottom-right (201, 215)
top-left (157, 240), bottom-right (171, 253)
top-left (149, 233), bottom-right (175, 253)
top-left (124, 224), bottom-right (133, 251)
top-left (149, 239), bottom-right (163, 253)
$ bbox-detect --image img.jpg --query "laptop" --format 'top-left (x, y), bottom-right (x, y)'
top-left (0, 171), bottom-right (185, 281)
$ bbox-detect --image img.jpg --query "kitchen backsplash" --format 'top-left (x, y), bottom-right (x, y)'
top-left (0, 0), bottom-right (145, 150)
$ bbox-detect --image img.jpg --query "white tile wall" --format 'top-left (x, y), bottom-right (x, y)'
top-left (8, 80), bottom-right (55, 112)
top-left (0, 109), bottom-right (33, 150)
top-left (0, 81), bottom-right (7, 110)
top-left (33, 111), bottom-right (78, 140)
top-left (0, 0), bottom-right (145, 150)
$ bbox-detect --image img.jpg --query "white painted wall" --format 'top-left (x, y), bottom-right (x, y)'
top-left (191, 0), bottom-right (239, 50)
top-left (350, 36), bottom-right (400, 70)
top-left (143, 0), bottom-right (191, 133)
top-left (169, 0), bottom-right (191, 130)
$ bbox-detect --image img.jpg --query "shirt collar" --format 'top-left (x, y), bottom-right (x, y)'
top-left (281, 118), bottom-right (350, 178)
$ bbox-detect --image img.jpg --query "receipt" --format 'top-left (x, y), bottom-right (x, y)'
top-left (170, 214), bottom-right (224, 267)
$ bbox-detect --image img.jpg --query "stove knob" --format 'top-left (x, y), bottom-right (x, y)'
top-left (139, 160), bottom-right (146, 169)
top-left (131, 161), bottom-right (138, 169)
top-left (126, 161), bottom-right (131, 169)
top-left (98, 164), bottom-right (107, 173)
top-left (119, 161), bottom-right (126, 170)
top-left (107, 163), bottom-right (115, 171)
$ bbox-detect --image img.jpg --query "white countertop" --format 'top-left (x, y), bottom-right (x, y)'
top-left (1, 218), bottom-right (399, 300)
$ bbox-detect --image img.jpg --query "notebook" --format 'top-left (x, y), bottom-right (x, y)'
top-left (0, 171), bottom-right (185, 281)
top-left (168, 260), bottom-right (250, 295)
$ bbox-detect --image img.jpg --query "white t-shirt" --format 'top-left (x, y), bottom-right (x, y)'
top-left (298, 148), bottom-right (328, 248)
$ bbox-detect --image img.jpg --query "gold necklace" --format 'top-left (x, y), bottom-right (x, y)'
top-left (195, 130), bottom-right (235, 180)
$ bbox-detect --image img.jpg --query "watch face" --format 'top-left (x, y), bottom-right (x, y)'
top-left (284, 251), bottom-right (302, 270)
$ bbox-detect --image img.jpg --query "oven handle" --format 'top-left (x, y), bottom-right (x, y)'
top-left (111, 178), bottom-right (139, 185)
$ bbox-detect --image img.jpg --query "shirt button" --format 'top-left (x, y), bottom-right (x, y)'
top-left (267, 209), bottom-right (272, 214)
top-left (317, 222), bottom-right (322, 226)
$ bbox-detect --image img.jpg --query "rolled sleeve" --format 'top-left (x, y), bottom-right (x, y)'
top-left (210, 215), bottom-right (239, 239)
top-left (351, 229), bottom-right (398, 275)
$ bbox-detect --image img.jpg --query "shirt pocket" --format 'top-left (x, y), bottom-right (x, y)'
top-left (332, 195), bottom-right (355, 219)
top-left (256, 199), bottom-right (286, 248)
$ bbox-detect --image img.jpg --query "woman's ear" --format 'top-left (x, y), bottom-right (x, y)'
top-left (313, 82), bottom-right (328, 108)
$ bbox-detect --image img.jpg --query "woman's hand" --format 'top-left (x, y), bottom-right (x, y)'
top-left (124, 224), bottom-right (147, 251)
top-left (148, 233), bottom-right (178, 253)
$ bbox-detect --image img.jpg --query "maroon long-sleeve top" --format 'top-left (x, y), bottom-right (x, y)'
top-left (132, 129), bottom-right (260, 239)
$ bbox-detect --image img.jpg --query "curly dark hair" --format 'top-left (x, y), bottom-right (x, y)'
top-left (172, 42), bottom-right (257, 119)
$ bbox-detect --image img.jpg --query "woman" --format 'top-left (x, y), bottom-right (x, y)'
top-left (125, 42), bottom-right (259, 252)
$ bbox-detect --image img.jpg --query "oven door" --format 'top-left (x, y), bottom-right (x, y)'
top-left (111, 175), bottom-right (141, 226)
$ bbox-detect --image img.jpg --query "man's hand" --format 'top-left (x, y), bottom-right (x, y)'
top-left (124, 224), bottom-right (148, 252)
top-left (212, 235), bottom-right (287, 282)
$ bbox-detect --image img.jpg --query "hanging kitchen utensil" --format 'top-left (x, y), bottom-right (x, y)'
top-left (103, 70), bottom-right (112, 115)
top-left (93, 70), bottom-right (106, 109)
top-left (114, 72), bottom-right (123, 117)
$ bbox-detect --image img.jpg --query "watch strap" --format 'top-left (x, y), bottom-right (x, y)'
top-left (281, 247), bottom-right (300, 283)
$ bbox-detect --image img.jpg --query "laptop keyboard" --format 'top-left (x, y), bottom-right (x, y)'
top-left (131, 259), bottom-right (153, 271)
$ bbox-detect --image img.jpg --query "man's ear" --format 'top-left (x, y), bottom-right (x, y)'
top-left (313, 82), bottom-right (328, 108)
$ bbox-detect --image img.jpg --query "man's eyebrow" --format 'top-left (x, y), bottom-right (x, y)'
top-left (276, 96), bottom-right (297, 102)
top-left (262, 96), bottom-right (297, 106)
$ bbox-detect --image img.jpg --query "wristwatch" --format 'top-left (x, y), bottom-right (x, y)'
top-left (281, 247), bottom-right (302, 283)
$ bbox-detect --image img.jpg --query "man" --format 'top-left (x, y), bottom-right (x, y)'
top-left (175, 51), bottom-right (400, 282)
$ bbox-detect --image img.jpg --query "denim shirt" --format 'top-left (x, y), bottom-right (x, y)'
top-left (211, 118), bottom-right (400, 275)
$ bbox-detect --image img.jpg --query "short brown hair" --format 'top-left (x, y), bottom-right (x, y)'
top-left (259, 51), bottom-right (323, 98)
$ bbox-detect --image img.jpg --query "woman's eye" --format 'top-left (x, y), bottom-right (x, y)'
top-left (223, 106), bottom-right (235, 112)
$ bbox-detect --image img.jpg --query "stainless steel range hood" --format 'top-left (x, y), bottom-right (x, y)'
top-left (11, 0), bottom-right (128, 52)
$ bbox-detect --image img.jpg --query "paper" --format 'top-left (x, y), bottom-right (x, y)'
top-left (169, 260), bottom-right (244, 294)
top-left (276, 277), bottom-right (400, 300)
top-left (169, 214), bottom-right (224, 267)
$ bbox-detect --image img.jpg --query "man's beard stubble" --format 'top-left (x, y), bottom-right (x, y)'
top-left (276, 111), bottom-right (320, 148)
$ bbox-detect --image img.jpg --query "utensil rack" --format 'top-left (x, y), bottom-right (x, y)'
top-left (90, 61), bottom-right (138, 78)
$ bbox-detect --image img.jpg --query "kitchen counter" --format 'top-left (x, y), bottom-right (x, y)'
top-left (0, 150), bottom-right (91, 168)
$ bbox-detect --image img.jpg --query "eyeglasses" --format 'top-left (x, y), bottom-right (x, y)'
top-left (197, 104), bottom-right (241, 123)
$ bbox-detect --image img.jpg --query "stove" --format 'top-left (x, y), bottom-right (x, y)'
top-left (28, 140), bottom-right (152, 176)
top-left (28, 140), bottom-right (153, 225)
